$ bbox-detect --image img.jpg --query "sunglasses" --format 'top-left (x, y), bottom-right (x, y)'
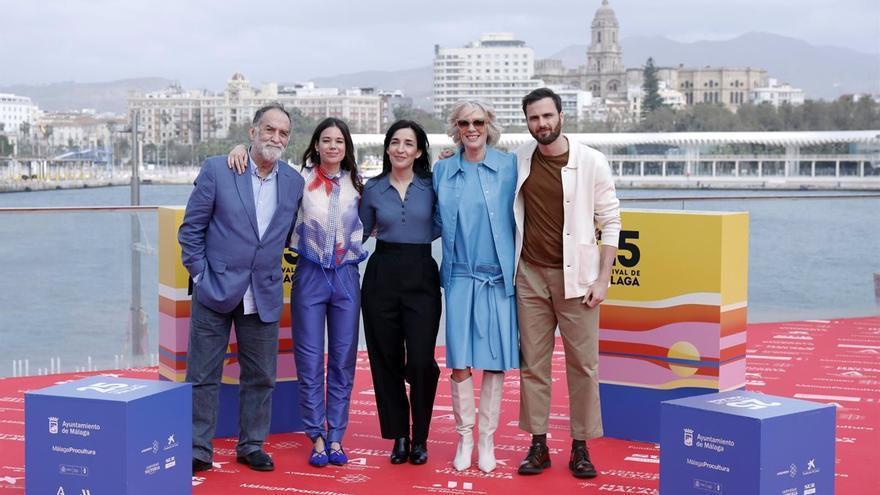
top-left (456, 119), bottom-right (486, 130)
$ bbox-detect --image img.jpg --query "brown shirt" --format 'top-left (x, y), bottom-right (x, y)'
top-left (521, 149), bottom-right (568, 268)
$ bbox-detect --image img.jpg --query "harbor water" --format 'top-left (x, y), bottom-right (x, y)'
top-left (0, 185), bottom-right (878, 376)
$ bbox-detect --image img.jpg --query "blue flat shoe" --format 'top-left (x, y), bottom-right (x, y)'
top-left (309, 448), bottom-right (328, 467)
top-left (328, 445), bottom-right (348, 465)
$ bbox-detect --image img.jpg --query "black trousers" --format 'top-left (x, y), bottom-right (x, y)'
top-left (362, 240), bottom-right (442, 443)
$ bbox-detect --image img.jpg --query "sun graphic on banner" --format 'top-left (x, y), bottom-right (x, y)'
top-left (667, 341), bottom-right (700, 377)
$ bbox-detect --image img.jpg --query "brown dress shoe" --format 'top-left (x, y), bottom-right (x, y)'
top-left (569, 444), bottom-right (597, 478)
top-left (517, 441), bottom-right (551, 475)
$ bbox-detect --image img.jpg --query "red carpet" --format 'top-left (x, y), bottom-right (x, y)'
top-left (0, 317), bottom-right (876, 494)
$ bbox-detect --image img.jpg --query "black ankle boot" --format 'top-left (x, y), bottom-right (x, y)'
top-left (390, 437), bottom-right (410, 464)
top-left (409, 441), bottom-right (428, 465)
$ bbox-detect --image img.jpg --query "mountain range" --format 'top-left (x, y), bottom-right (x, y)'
top-left (0, 78), bottom-right (174, 114)
top-left (2, 32), bottom-right (876, 114)
top-left (308, 66), bottom-right (434, 109)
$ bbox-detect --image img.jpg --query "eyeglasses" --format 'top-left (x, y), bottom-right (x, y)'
top-left (456, 119), bottom-right (486, 130)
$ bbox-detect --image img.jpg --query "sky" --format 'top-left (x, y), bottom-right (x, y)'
top-left (2, 0), bottom-right (878, 89)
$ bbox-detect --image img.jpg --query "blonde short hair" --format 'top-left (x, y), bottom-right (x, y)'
top-left (446, 100), bottom-right (502, 146)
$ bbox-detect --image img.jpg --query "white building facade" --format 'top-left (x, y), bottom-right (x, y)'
top-left (35, 111), bottom-right (126, 149)
top-left (127, 74), bottom-right (384, 146)
top-left (433, 33), bottom-right (544, 128)
top-left (0, 93), bottom-right (39, 135)
top-left (546, 85), bottom-right (596, 125)
top-left (751, 78), bottom-right (806, 107)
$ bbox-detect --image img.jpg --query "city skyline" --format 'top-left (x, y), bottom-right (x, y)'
top-left (2, 0), bottom-right (878, 89)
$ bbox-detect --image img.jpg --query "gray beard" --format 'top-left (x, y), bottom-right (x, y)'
top-left (256, 145), bottom-right (283, 163)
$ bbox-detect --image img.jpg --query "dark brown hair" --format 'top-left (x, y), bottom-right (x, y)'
top-left (301, 117), bottom-right (363, 193)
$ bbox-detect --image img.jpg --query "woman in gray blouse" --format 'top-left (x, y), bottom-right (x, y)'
top-left (359, 120), bottom-right (442, 466)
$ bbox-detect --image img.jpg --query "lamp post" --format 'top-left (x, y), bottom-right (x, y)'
top-left (128, 110), bottom-right (148, 365)
top-left (160, 110), bottom-right (171, 169)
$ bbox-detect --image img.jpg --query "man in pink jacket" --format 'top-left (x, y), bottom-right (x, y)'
top-left (513, 88), bottom-right (621, 479)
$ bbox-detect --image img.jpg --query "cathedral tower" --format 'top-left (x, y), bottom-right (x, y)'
top-left (585, 0), bottom-right (624, 98)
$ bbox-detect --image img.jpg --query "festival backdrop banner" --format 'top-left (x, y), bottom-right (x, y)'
top-left (600, 209), bottom-right (749, 442)
top-left (158, 206), bottom-right (302, 436)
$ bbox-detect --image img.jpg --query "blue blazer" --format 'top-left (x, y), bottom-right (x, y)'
top-left (433, 146), bottom-right (518, 296)
top-left (178, 156), bottom-right (305, 323)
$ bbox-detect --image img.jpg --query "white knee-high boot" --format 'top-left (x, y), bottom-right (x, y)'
top-left (450, 375), bottom-right (475, 471)
top-left (477, 371), bottom-right (504, 473)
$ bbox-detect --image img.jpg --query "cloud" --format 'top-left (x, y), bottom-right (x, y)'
top-left (1, 0), bottom-right (877, 86)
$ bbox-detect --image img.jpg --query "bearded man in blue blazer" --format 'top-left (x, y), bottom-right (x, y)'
top-left (178, 103), bottom-right (305, 474)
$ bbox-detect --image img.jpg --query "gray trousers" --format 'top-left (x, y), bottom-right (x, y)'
top-left (186, 291), bottom-right (279, 462)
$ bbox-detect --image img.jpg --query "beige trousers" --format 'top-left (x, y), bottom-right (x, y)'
top-left (516, 259), bottom-right (603, 440)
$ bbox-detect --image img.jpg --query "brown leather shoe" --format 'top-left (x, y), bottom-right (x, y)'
top-left (517, 441), bottom-right (551, 475)
top-left (569, 444), bottom-right (597, 478)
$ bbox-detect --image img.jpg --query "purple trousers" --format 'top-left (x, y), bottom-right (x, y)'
top-left (291, 258), bottom-right (361, 443)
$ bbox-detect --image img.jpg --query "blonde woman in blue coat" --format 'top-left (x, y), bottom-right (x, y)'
top-left (433, 100), bottom-right (519, 473)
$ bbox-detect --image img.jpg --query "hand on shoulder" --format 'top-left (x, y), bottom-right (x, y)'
top-left (438, 148), bottom-right (456, 160)
top-left (226, 144), bottom-right (248, 174)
